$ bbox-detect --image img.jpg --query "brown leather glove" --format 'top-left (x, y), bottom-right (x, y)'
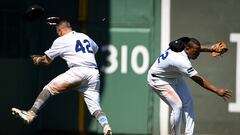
top-left (211, 41), bottom-right (228, 57)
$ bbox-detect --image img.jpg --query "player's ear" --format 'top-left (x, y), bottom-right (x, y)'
top-left (184, 46), bottom-right (190, 51)
top-left (184, 46), bottom-right (192, 56)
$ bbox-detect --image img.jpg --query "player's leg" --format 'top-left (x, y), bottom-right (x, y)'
top-left (11, 86), bottom-right (54, 124)
top-left (151, 84), bottom-right (183, 135)
top-left (30, 87), bottom-right (53, 114)
top-left (30, 68), bottom-right (83, 112)
top-left (11, 83), bottom-right (57, 124)
top-left (12, 69), bottom-right (79, 124)
top-left (79, 68), bottom-right (112, 135)
top-left (82, 89), bottom-right (112, 135)
top-left (93, 110), bottom-right (112, 135)
top-left (175, 79), bottom-right (195, 135)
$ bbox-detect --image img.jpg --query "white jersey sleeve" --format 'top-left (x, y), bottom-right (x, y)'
top-left (174, 58), bottom-right (198, 77)
top-left (44, 38), bottom-right (63, 60)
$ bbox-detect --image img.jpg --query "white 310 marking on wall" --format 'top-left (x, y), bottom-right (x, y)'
top-left (101, 45), bottom-right (118, 74)
top-left (101, 45), bottom-right (149, 74)
top-left (121, 45), bottom-right (128, 74)
top-left (229, 33), bottom-right (240, 113)
top-left (131, 45), bottom-right (149, 74)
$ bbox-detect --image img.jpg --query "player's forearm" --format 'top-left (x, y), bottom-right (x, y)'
top-left (200, 46), bottom-right (215, 52)
top-left (191, 74), bottom-right (219, 94)
top-left (200, 78), bottom-right (219, 93)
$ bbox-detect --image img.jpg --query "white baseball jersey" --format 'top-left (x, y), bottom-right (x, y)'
top-left (45, 31), bottom-right (98, 68)
top-left (148, 48), bottom-right (197, 135)
top-left (148, 48), bottom-right (198, 85)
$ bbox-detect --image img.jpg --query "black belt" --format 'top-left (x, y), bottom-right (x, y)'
top-left (151, 74), bottom-right (158, 77)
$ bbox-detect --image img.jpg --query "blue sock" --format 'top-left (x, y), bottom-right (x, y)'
top-left (98, 115), bottom-right (109, 127)
top-left (93, 110), bottom-right (110, 127)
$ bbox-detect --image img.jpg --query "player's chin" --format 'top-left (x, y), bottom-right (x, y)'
top-left (192, 53), bottom-right (200, 60)
top-left (191, 55), bottom-right (199, 60)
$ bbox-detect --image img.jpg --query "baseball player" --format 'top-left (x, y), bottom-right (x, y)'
top-left (147, 37), bottom-right (231, 135)
top-left (11, 19), bottom-right (112, 135)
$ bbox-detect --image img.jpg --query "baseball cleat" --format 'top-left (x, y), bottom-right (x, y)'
top-left (11, 107), bottom-right (36, 124)
top-left (103, 124), bottom-right (112, 135)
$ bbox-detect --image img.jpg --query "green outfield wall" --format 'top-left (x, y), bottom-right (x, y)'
top-left (86, 0), bottom-right (160, 134)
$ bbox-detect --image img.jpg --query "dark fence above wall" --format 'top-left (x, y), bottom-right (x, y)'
top-left (0, 0), bottom-right (26, 58)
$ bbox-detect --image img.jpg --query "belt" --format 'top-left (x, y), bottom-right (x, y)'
top-left (69, 65), bottom-right (98, 69)
top-left (151, 74), bottom-right (158, 78)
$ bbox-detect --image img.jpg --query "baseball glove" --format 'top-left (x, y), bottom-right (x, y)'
top-left (211, 41), bottom-right (228, 57)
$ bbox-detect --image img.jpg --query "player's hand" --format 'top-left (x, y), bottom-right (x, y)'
top-left (211, 41), bottom-right (228, 57)
top-left (216, 89), bottom-right (232, 102)
top-left (31, 55), bottom-right (41, 65)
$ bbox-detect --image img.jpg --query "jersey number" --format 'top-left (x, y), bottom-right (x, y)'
top-left (158, 49), bottom-right (169, 63)
top-left (75, 39), bottom-right (93, 53)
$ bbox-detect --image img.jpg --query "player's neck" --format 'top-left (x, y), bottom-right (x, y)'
top-left (61, 29), bottom-right (72, 36)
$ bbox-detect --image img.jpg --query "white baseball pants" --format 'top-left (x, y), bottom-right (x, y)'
top-left (149, 78), bottom-right (195, 135)
top-left (44, 67), bottom-right (102, 115)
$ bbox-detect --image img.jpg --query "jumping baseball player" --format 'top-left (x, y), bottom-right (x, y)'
top-left (147, 37), bottom-right (231, 135)
top-left (11, 19), bottom-right (112, 135)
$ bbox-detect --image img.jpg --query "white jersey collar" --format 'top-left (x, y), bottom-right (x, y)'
top-left (64, 31), bottom-right (75, 36)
